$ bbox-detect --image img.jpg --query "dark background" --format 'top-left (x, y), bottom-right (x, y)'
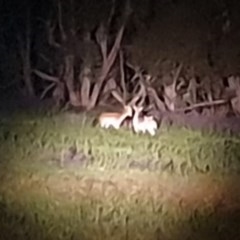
top-left (1, 0), bottom-right (240, 105)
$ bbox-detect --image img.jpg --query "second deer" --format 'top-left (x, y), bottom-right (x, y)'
top-left (132, 105), bottom-right (158, 136)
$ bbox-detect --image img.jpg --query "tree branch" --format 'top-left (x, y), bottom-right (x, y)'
top-left (33, 69), bottom-right (59, 83)
top-left (40, 82), bottom-right (56, 99)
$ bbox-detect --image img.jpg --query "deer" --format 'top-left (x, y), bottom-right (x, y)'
top-left (97, 85), bottom-right (138, 129)
top-left (129, 81), bottom-right (158, 136)
top-left (98, 104), bottom-right (133, 129)
top-left (97, 75), bottom-right (147, 130)
top-left (98, 69), bottom-right (158, 134)
top-left (132, 105), bottom-right (158, 136)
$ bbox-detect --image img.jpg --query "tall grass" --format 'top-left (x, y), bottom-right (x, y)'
top-left (0, 110), bottom-right (240, 240)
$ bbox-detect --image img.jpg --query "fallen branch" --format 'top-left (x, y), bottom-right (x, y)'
top-left (176, 99), bottom-right (228, 112)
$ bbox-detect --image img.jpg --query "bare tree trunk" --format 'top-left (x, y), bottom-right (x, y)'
top-left (20, 7), bottom-right (35, 97)
top-left (80, 65), bottom-right (91, 106)
top-left (119, 50), bottom-right (127, 102)
top-left (64, 55), bottom-right (81, 106)
top-left (87, 25), bottom-right (125, 110)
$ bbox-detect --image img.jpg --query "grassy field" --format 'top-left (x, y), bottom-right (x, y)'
top-left (1, 107), bottom-right (240, 240)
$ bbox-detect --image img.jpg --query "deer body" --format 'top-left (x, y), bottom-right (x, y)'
top-left (98, 105), bottom-right (132, 129)
top-left (132, 106), bottom-right (158, 136)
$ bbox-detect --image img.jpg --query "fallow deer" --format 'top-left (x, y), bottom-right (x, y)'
top-left (98, 105), bottom-right (133, 129)
top-left (132, 105), bottom-right (158, 136)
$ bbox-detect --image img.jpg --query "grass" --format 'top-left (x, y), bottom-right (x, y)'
top-left (1, 107), bottom-right (240, 240)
